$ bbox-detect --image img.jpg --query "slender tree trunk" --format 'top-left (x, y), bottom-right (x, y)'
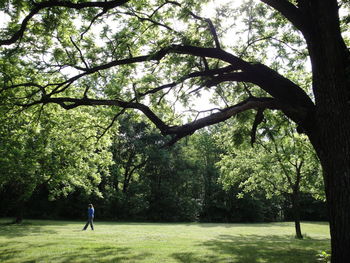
top-left (14, 215), bottom-right (23, 224)
top-left (113, 177), bottom-right (119, 192)
top-left (13, 200), bottom-right (24, 224)
top-left (122, 152), bottom-right (134, 193)
top-left (122, 171), bottom-right (130, 193)
top-left (291, 191), bottom-right (303, 239)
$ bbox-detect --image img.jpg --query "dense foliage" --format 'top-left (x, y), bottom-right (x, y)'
top-left (0, 116), bottom-right (326, 223)
top-left (0, 104), bottom-right (112, 221)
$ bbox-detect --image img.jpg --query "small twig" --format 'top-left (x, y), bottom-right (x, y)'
top-left (121, 10), bottom-right (176, 32)
top-left (243, 83), bottom-right (253, 97)
top-left (201, 57), bottom-right (209, 70)
top-left (70, 36), bottom-right (90, 69)
top-left (240, 35), bottom-right (305, 57)
top-left (157, 86), bottom-right (173, 105)
top-left (80, 10), bottom-right (107, 40)
top-left (83, 84), bottom-right (90, 98)
top-left (214, 85), bottom-right (229, 107)
top-left (189, 85), bottom-right (205, 95)
top-left (187, 11), bottom-right (221, 49)
top-left (97, 108), bottom-right (127, 141)
top-left (33, 103), bottom-right (45, 125)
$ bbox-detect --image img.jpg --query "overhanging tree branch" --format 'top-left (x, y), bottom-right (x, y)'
top-left (5, 43), bottom-right (315, 133)
top-left (20, 95), bottom-right (281, 146)
top-left (165, 97), bottom-right (281, 145)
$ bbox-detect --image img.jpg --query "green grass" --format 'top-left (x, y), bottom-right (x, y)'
top-left (0, 219), bottom-right (330, 263)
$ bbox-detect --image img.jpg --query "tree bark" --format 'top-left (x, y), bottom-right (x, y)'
top-left (293, 1), bottom-right (350, 261)
top-left (321, 158), bottom-right (350, 263)
top-left (309, 119), bottom-right (350, 262)
top-left (291, 191), bottom-right (303, 239)
top-left (14, 215), bottom-right (23, 224)
top-left (265, 17), bottom-right (350, 252)
top-left (13, 200), bottom-right (24, 224)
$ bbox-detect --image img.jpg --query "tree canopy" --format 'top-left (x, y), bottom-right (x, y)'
top-left (0, 0), bottom-right (316, 143)
top-left (0, 101), bottom-right (112, 221)
top-left (217, 113), bottom-right (323, 238)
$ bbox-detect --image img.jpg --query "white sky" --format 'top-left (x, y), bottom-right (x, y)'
top-left (203, 0), bottom-right (243, 17)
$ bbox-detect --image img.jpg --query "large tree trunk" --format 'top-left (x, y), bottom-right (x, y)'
top-left (299, 2), bottom-right (350, 262)
top-left (309, 106), bottom-right (350, 262)
top-left (320, 155), bottom-right (350, 263)
top-left (310, 117), bottom-right (350, 262)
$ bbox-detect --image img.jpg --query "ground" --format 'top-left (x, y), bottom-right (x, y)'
top-left (0, 219), bottom-right (330, 263)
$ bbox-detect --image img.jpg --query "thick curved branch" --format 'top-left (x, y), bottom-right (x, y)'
top-left (48, 52), bottom-right (165, 95)
top-left (26, 97), bottom-right (170, 133)
top-left (0, 0), bottom-right (130, 46)
top-left (139, 65), bottom-right (238, 97)
top-left (43, 46), bottom-right (242, 96)
top-left (8, 44), bottom-right (315, 133)
top-left (10, 45), bottom-right (314, 113)
top-left (165, 97), bottom-right (281, 145)
top-left (22, 95), bottom-right (280, 146)
top-left (3, 48), bottom-right (238, 102)
top-left (0, 5), bottom-right (41, 46)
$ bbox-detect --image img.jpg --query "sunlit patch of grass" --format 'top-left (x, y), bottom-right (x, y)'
top-left (0, 219), bottom-right (330, 263)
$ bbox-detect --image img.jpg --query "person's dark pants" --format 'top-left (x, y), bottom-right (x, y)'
top-left (83, 217), bottom-right (94, 230)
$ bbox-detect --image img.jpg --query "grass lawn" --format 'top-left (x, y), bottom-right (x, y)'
top-left (0, 219), bottom-right (330, 263)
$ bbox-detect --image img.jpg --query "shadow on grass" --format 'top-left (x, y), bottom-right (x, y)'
top-left (191, 221), bottom-right (329, 229)
top-left (0, 219), bottom-right (92, 238)
top-left (2, 246), bottom-right (152, 263)
top-left (172, 234), bottom-right (330, 263)
top-left (0, 221), bottom-right (153, 263)
top-left (0, 220), bottom-right (330, 263)
top-left (0, 246), bottom-right (24, 262)
top-left (0, 240), bottom-right (152, 263)
top-left (0, 223), bottom-right (58, 238)
top-left (44, 247), bottom-right (151, 263)
top-left (192, 222), bottom-right (290, 229)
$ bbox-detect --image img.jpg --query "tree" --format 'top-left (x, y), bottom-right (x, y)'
top-left (142, 144), bottom-right (203, 221)
top-left (105, 115), bottom-right (166, 219)
top-left (217, 114), bottom-right (323, 238)
top-left (0, 103), bottom-right (112, 222)
top-left (189, 128), bottom-right (281, 223)
top-left (110, 115), bottom-right (152, 194)
top-left (188, 129), bottom-right (222, 221)
top-left (0, 0), bottom-right (349, 261)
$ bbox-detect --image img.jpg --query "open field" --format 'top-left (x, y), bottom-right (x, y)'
top-left (0, 219), bottom-right (330, 263)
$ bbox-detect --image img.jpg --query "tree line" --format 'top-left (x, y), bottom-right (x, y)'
top-left (0, 109), bottom-right (326, 232)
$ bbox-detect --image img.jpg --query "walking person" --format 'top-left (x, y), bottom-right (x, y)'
top-left (82, 204), bottom-right (94, 230)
